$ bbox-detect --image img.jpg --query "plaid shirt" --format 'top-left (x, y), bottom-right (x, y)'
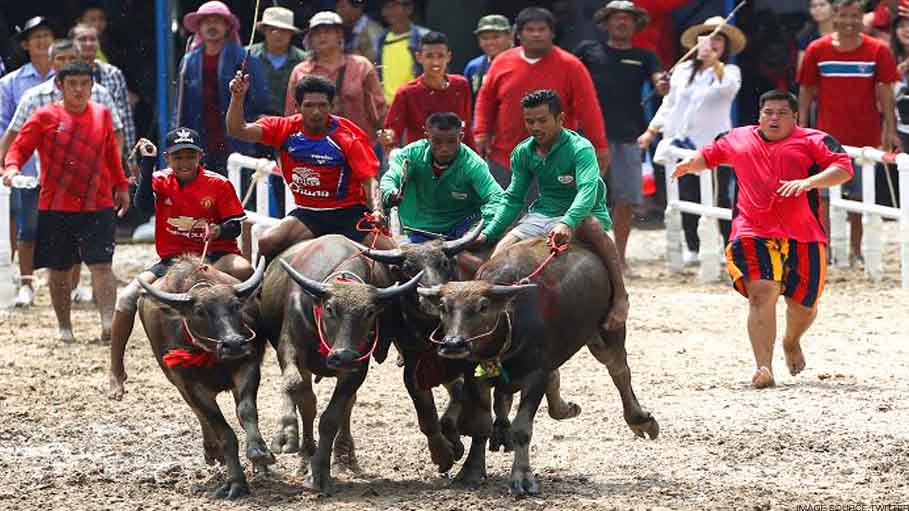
top-left (9, 78), bottom-right (123, 133)
top-left (93, 60), bottom-right (134, 150)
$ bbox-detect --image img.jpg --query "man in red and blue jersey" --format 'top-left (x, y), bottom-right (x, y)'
top-left (674, 90), bottom-right (853, 389)
top-left (227, 72), bottom-right (391, 257)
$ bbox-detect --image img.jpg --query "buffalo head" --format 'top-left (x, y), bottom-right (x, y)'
top-left (417, 281), bottom-right (536, 360)
top-left (356, 221), bottom-right (483, 288)
top-left (140, 258), bottom-right (266, 361)
top-left (279, 259), bottom-right (423, 370)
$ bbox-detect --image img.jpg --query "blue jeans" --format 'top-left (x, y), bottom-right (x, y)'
top-left (407, 215), bottom-right (479, 243)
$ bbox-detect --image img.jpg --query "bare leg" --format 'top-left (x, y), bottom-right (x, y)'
top-left (490, 234), bottom-right (520, 259)
top-left (18, 240), bottom-right (35, 288)
top-left (611, 201), bottom-right (634, 273)
top-left (88, 263), bottom-right (117, 341)
top-left (743, 279), bottom-right (782, 388)
top-left (212, 253), bottom-right (254, 281)
top-left (108, 272), bottom-right (156, 399)
top-left (70, 264), bottom-right (82, 291)
top-left (782, 298), bottom-right (818, 377)
top-left (47, 267), bottom-right (75, 343)
top-left (576, 217), bottom-right (629, 330)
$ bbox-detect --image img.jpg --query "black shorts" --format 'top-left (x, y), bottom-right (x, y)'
top-left (35, 209), bottom-right (116, 270)
top-left (289, 205), bottom-right (370, 242)
top-left (147, 251), bottom-right (235, 278)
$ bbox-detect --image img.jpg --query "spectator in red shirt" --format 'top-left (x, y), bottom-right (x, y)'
top-left (474, 7), bottom-right (608, 190)
top-left (674, 90), bottom-right (853, 389)
top-left (227, 73), bottom-right (393, 257)
top-left (631, 0), bottom-right (690, 69)
top-left (2, 62), bottom-right (130, 344)
top-left (107, 129), bottom-right (252, 400)
top-left (798, 0), bottom-right (900, 265)
top-left (379, 31), bottom-right (475, 151)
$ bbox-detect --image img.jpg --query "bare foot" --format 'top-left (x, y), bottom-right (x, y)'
top-left (783, 342), bottom-right (806, 376)
top-left (108, 370), bottom-right (127, 400)
top-left (604, 293), bottom-right (629, 331)
top-left (751, 366), bottom-right (775, 389)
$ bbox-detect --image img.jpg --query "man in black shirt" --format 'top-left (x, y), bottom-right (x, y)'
top-left (575, 1), bottom-right (668, 275)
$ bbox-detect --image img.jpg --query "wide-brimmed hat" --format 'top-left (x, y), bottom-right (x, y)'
top-left (308, 11), bottom-right (344, 30)
top-left (681, 16), bottom-right (747, 55)
top-left (15, 16), bottom-right (54, 41)
top-left (593, 1), bottom-right (650, 32)
top-left (257, 7), bottom-right (301, 34)
top-left (474, 15), bottom-right (511, 35)
top-left (183, 1), bottom-right (241, 35)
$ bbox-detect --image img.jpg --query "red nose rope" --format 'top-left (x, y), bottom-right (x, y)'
top-left (162, 323), bottom-right (218, 369)
top-left (311, 275), bottom-right (380, 362)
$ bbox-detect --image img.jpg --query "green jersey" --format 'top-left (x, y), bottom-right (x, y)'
top-left (381, 140), bottom-right (504, 237)
top-left (483, 129), bottom-right (613, 240)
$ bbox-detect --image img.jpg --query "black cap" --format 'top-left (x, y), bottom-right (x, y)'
top-left (165, 127), bottom-right (204, 153)
top-left (15, 17), bottom-right (54, 41)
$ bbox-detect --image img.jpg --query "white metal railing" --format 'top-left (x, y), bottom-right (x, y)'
top-left (226, 153), bottom-right (286, 262)
top-left (656, 143), bottom-right (909, 288)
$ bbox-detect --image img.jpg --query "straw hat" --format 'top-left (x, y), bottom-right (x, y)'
top-left (680, 16), bottom-right (746, 56)
top-left (183, 1), bottom-right (241, 35)
top-left (257, 7), bottom-right (301, 34)
top-left (593, 1), bottom-right (650, 32)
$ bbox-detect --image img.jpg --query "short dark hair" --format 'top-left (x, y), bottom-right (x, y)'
top-left (521, 89), bottom-right (562, 115)
top-left (49, 39), bottom-right (75, 59)
top-left (515, 7), bottom-right (556, 33)
top-left (425, 112), bottom-right (463, 131)
top-left (759, 89), bottom-right (798, 112)
top-left (294, 75), bottom-right (336, 105)
top-left (832, 0), bottom-right (866, 10)
top-left (55, 62), bottom-right (93, 83)
top-left (420, 31), bottom-right (449, 50)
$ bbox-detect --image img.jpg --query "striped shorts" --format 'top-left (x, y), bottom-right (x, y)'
top-left (725, 237), bottom-right (827, 308)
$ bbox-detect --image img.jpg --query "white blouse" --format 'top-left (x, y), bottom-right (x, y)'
top-left (650, 60), bottom-right (742, 148)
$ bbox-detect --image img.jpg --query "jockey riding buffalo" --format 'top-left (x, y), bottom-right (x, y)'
top-left (255, 234), bottom-right (423, 494)
top-left (418, 238), bottom-right (659, 496)
top-left (137, 256), bottom-right (270, 499)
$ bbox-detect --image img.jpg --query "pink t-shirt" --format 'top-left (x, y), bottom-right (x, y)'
top-left (701, 125), bottom-right (853, 243)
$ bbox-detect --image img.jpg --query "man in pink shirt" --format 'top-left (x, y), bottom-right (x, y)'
top-left (674, 90), bottom-right (853, 389)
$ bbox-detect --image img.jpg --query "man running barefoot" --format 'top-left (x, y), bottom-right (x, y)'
top-left (674, 90), bottom-right (853, 388)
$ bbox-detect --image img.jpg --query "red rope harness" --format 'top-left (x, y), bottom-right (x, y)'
top-left (512, 235), bottom-right (569, 285)
top-left (312, 301), bottom-right (380, 363)
top-left (162, 323), bottom-right (218, 369)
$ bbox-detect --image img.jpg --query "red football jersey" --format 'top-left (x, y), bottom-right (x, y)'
top-left (256, 114), bottom-right (379, 210)
top-left (152, 167), bottom-right (245, 259)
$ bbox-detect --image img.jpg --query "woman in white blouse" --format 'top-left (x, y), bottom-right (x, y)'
top-left (638, 17), bottom-right (744, 264)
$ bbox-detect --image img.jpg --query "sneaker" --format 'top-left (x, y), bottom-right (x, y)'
top-left (71, 287), bottom-right (93, 303)
top-left (682, 248), bottom-right (700, 267)
top-left (14, 285), bottom-right (35, 307)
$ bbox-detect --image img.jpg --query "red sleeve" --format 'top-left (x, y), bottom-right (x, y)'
top-left (473, 57), bottom-right (500, 136)
top-left (569, 57), bottom-right (608, 151)
top-left (383, 87), bottom-right (408, 145)
top-left (811, 133), bottom-right (854, 177)
top-left (5, 110), bottom-right (45, 169)
top-left (104, 109), bottom-right (128, 191)
top-left (217, 178), bottom-right (246, 220)
top-left (255, 116), bottom-right (290, 148)
top-left (875, 43), bottom-right (900, 84)
top-left (458, 77), bottom-right (476, 149)
top-left (798, 42), bottom-right (821, 86)
top-left (701, 133), bottom-right (733, 169)
top-left (343, 123), bottom-right (380, 180)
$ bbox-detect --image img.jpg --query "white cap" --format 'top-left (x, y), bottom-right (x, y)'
top-left (308, 11), bottom-right (343, 30)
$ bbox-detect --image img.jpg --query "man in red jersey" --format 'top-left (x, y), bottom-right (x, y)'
top-left (2, 62), bottom-right (130, 344)
top-left (107, 128), bottom-right (251, 400)
top-left (227, 72), bottom-right (391, 257)
top-left (379, 31), bottom-right (475, 150)
top-left (674, 90), bottom-right (853, 389)
top-left (474, 7), bottom-right (608, 189)
top-left (798, 0), bottom-right (900, 265)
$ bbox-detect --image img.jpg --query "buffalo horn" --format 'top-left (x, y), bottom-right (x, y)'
top-left (487, 283), bottom-right (537, 297)
top-left (279, 259), bottom-right (329, 299)
top-left (138, 278), bottom-right (194, 308)
top-left (375, 270), bottom-right (425, 302)
top-left (360, 245), bottom-right (406, 265)
top-left (233, 258), bottom-right (266, 298)
top-left (442, 220), bottom-right (484, 256)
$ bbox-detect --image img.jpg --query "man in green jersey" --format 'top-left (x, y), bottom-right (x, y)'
top-left (477, 89), bottom-right (629, 329)
top-left (381, 111), bottom-right (503, 244)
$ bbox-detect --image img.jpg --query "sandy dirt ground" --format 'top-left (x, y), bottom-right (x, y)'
top-left (1, 224), bottom-right (908, 511)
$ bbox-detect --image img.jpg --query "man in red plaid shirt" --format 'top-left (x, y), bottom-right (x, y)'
top-left (3, 62), bottom-right (130, 344)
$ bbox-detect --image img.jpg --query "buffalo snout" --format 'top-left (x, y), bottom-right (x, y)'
top-left (438, 335), bottom-right (471, 359)
top-left (218, 336), bottom-right (252, 360)
top-left (326, 349), bottom-right (359, 369)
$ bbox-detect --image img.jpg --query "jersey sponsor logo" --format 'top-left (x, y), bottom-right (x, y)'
top-left (558, 174), bottom-right (575, 185)
top-left (289, 167), bottom-right (330, 198)
top-left (451, 191), bottom-right (468, 200)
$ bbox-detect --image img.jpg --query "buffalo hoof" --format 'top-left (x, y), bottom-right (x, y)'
top-left (271, 430), bottom-right (300, 454)
top-left (302, 472), bottom-right (333, 495)
top-left (452, 464), bottom-right (487, 488)
top-left (628, 415), bottom-right (659, 440)
top-left (440, 418), bottom-right (465, 461)
top-left (203, 443), bottom-right (225, 466)
top-left (509, 470), bottom-right (540, 497)
top-left (548, 401), bottom-right (581, 421)
top-left (301, 436), bottom-right (317, 458)
top-left (212, 479), bottom-right (250, 499)
top-left (489, 421), bottom-right (513, 452)
top-left (428, 434), bottom-right (456, 473)
top-left (332, 441), bottom-right (362, 474)
top-left (248, 446), bottom-right (276, 474)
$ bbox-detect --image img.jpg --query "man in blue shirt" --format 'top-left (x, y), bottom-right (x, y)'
top-left (463, 15), bottom-right (512, 106)
top-left (0, 16), bottom-right (55, 307)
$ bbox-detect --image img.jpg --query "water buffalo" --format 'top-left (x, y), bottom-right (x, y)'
top-left (137, 256), bottom-right (271, 499)
top-left (418, 237), bottom-right (659, 496)
top-left (255, 235), bottom-right (423, 494)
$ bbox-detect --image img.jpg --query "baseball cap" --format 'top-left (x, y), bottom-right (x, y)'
top-left (166, 127), bottom-right (204, 153)
top-left (474, 14), bottom-right (511, 34)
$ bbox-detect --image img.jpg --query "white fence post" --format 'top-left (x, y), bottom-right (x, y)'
top-left (898, 153), bottom-right (909, 289)
top-left (829, 182), bottom-right (849, 268)
top-left (0, 185), bottom-right (15, 308)
top-left (696, 170), bottom-right (722, 282)
top-left (663, 159), bottom-right (684, 273)
top-left (860, 150), bottom-right (883, 281)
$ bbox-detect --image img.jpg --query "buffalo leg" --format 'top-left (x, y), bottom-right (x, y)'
top-left (591, 327), bottom-right (658, 440)
top-left (440, 379), bottom-right (465, 461)
top-left (303, 370), bottom-right (367, 494)
top-left (454, 376), bottom-right (492, 487)
top-left (332, 392), bottom-right (361, 473)
top-left (230, 359), bottom-right (276, 473)
top-left (272, 334), bottom-right (302, 454)
top-left (490, 390), bottom-right (513, 452)
top-left (509, 370), bottom-right (548, 497)
top-left (178, 383), bottom-right (249, 499)
top-left (545, 370), bottom-right (582, 420)
top-left (402, 352), bottom-right (457, 473)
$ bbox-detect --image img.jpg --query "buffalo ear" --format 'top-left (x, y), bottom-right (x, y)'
top-left (418, 295), bottom-right (441, 316)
